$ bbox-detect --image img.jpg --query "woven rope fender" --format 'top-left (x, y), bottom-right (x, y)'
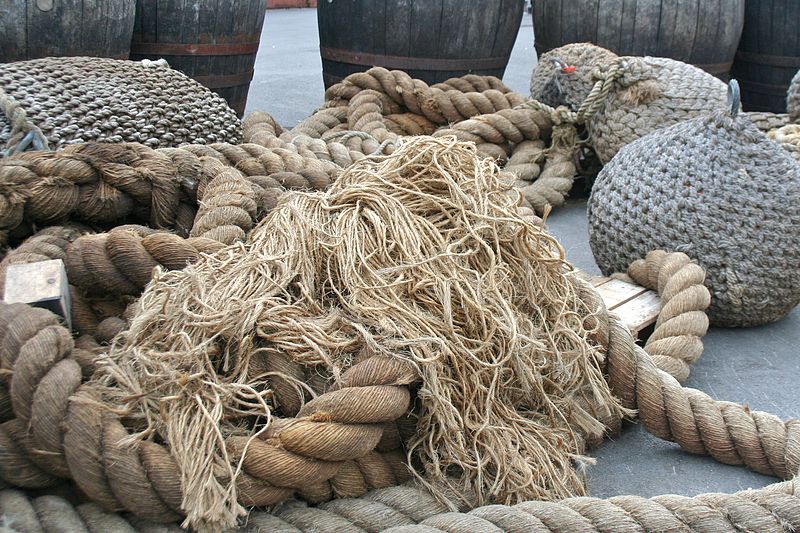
top-left (0, 57), bottom-right (241, 152)
top-left (787, 68), bottom-right (800, 122)
top-left (589, 83), bottom-right (800, 327)
top-left (584, 54), bottom-right (727, 163)
top-left (530, 42), bottom-right (620, 110)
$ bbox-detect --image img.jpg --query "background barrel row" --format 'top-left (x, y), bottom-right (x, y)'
top-left (1, 0), bottom-right (798, 113)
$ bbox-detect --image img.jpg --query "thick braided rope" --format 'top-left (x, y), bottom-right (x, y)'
top-left (432, 108), bottom-right (551, 163)
top-left (0, 142), bottom-right (336, 246)
top-left (2, 479), bottom-right (799, 533)
top-left (510, 113), bottom-right (580, 215)
top-left (768, 124), bottom-right (800, 162)
top-left (3, 253), bottom-right (796, 530)
top-left (0, 302), bottom-right (420, 526)
top-left (431, 74), bottom-right (512, 94)
top-left (504, 140), bottom-right (545, 182)
top-left (243, 108), bottom-right (397, 167)
top-left (746, 111), bottom-right (792, 133)
top-left (514, 149), bottom-right (575, 215)
top-left (0, 143), bottom-right (196, 243)
top-left (324, 67), bottom-right (525, 125)
top-left (64, 226), bottom-right (225, 297)
top-left (622, 251), bottom-right (711, 382)
top-left (191, 160), bottom-right (259, 245)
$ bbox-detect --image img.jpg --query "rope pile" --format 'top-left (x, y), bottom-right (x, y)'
top-left (0, 141), bottom-right (337, 247)
top-left (0, 62), bottom-right (797, 533)
top-left (0, 57), bottom-right (242, 153)
top-left (236, 66), bottom-right (584, 216)
top-left (0, 132), bottom-right (796, 532)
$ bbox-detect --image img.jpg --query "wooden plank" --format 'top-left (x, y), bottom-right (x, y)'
top-left (630, 0), bottom-right (661, 56)
top-left (594, 279), bottom-right (649, 311)
top-left (560, 0), bottom-right (581, 45)
top-left (613, 291), bottom-right (662, 335)
top-left (618, 0), bottom-right (637, 53)
top-left (596, 0), bottom-right (623, 51)
top-left (3, 259), bottom-right (72, 330)
top-left (0, 2), bottom-right (28, 62)
top-left (576, 0), bottom-right (599, 45)
top-left (385, 0), bottom-right (412, 57)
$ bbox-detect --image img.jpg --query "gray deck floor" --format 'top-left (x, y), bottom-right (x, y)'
top-left (246, 8), bottom-right (799, 501)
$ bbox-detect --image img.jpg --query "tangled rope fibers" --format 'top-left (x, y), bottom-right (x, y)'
top-left (90, 136), bottom-right (625, 530)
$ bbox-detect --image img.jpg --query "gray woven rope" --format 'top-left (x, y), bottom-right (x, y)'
top-left (588, 101), bottom-right (800, 327)
top-left (0, 57), bottom-right (242, 152)
top-left (787, 68), bottom-right (800, 122)
top-left (529, 43), bottom-right (730, 164)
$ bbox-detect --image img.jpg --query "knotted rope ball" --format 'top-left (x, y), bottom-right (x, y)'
top-left (0, 57), bottom-right (242, 152)
top-left (787, 68), bottom-right (800, 122)
top-left (529, 43), bottom-right (728, 164)
top-left (529, 42), bottom-right (619, 109)
top-left (588, 82), bottom-right (800, 327)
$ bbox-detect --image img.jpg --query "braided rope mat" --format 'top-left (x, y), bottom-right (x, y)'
top-left (0, 57), bottom-right (242, 153)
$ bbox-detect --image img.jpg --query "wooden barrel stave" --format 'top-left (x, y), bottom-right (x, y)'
top-left (318, 0), bottom-right (524, 88)
top-left (130, 0), bottom-right (266, 116)
top-left (532, 0), bottom-right (744, 80)
top-left (0, 0), bottom-right (135, 63)
top-left (731, 0), bottom-right (800, 113)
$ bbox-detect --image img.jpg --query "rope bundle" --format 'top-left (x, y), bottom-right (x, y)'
top-left (0, 141), bottom-right (337, 248)
top-left (239, 67), bottom-right (582, 216)
top-left (0, 57), bottom-right (241, 152)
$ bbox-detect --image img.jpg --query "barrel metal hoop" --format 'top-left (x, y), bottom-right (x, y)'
top-left (193, 70), bottom-right (255, 89)
top-left (735, 50), bottom-right (800, 68)
top-left (693, 60), bottom-right (733, 75)
top-left (130, 42), bottom-right (260, 56)
top-left (320, 46), bottom-right (508, 71)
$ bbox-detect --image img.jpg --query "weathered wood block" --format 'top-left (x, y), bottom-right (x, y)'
top-left (3, 259), bottom-right (71, 329)
top-left (571, 268), bottom-right (662, 338)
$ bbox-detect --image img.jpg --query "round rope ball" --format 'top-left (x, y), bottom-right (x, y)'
top-left (787, 68), bottom-right (800, 122)
top-left (588, 90), bottom-right (800, 327)
top-left (0, 57), bottom-right (242, 150)
top-left (586, 55), bottom-right (727, 164)
top-left (529, 42), bottom-right (618, 110)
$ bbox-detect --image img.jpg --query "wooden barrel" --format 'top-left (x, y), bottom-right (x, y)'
top-left (532, 0), bottom-right (745, 80)
top-left (130, 0), bottom-right (267, 116)
top-left (318, 0), bottom-right (525, 88)
top-left (730, 0), bottom-right (800, 113)
top-left (0, 0), bottom-right (135, 63)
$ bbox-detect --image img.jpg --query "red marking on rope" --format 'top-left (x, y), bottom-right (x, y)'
top-left (562, 65), bottom-right (577, 73)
